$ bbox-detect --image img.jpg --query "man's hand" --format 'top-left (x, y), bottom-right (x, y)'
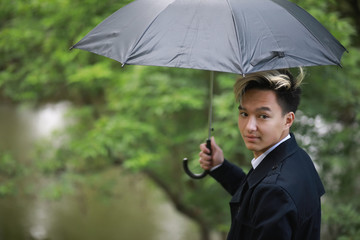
top-left (199, 136), bottom-right (224, 170)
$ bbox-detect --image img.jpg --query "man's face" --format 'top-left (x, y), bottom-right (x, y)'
top-left (238, 89), bottom-right (294, 158)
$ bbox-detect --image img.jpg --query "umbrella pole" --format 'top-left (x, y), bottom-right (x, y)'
top-left (182, 71), bottom-right (214, 179)
top-left (207, 71), bottom-right (214, 139)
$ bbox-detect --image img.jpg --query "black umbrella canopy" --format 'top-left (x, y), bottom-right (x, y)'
top-left (71, 0), bottom-right (346, 75)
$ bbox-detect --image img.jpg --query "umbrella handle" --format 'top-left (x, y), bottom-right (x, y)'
top-left (183, 139), bottom-right (212, 179)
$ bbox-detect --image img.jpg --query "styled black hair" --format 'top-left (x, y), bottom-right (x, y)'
top-left (234, 68), bottom-right (304, 115)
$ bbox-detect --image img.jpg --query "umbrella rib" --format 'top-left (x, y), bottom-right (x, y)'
top-left (123, 1), bottom-right (175, 65)
top-left (225, 0), bottom-right (245, 75)
top-left (270, 0), bottom-right (346, 66)
top-left (255, 9), bottom-right (291, 68)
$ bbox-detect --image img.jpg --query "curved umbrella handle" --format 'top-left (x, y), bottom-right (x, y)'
top-left (183, 158), bottom-right (209, 179)
top-left (183, 139), bottom-right (212, 179)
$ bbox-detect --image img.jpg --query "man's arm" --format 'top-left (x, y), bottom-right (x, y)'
top-left (210, 160), bottom-right (246, 196)
top-left (199, 137), bottom-right (246, 195)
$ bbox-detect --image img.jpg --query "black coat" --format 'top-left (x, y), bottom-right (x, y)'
top-left (210, 134), bottom-right (325, 240)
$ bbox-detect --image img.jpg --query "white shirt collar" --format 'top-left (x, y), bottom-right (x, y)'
top-left (251, 134), bottom-right (291, 169)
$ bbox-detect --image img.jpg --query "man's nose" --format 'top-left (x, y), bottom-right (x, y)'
top-left (246, 116), bottom-right (257, 132)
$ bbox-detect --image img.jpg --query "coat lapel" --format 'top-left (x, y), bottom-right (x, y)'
top-left (229, 133), bottom-right (299, 212)
top-left (247, 133), bottom-right (298, 189)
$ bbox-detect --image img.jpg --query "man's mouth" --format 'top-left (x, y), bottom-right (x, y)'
top-left (245, 135), bottom-right (259, 142)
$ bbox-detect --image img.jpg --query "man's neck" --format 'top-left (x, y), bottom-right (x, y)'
top-left (251, 134), bottom-right (291, 169)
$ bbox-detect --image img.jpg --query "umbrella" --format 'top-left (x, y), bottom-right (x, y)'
top-left (70, 0), bottom-right (346, 178)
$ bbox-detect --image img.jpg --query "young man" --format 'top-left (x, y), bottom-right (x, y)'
top-left (199, 69), bottom-right (325, 240)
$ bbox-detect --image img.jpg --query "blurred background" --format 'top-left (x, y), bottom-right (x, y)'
top-left (0, 0), bottom-right (359, 239)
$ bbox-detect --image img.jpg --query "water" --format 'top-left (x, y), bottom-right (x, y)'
top-left (0, 174), bottom-right (199, 240)
top-left (0, 103), bottom-right (199, 240)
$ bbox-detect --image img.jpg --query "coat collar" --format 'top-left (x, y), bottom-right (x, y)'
top-left (247, 133), bottom-right (298, 189)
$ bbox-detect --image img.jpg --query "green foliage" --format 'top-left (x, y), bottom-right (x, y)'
top-left (322, 203), bottom-right (360, 240)
top-left (0, 152), bottom-right (25, 196)
top-left (0, 153), bottom-right (18, 177)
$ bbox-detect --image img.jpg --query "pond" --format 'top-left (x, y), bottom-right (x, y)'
top-left (0, 103), bottom-right (200, 240)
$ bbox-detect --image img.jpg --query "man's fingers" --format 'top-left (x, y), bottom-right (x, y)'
top-left (199, 158), bottom-right (212, 170)
top-left (199, 139), bottom-right (217, 170)
top-left (199, 151), bottom-right (212, 160)
top-left (200, 143), bottom-right (211, 154)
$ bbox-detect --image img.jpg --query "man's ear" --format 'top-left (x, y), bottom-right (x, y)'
top-left (285, 112), bottom-right (295, 129)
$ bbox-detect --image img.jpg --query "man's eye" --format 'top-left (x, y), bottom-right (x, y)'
top-left (240, 112), bottom-right (248, 117)
top-left (259, 115), bottom-right (269, 119)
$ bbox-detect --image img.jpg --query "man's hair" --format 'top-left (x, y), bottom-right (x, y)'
top-left (234, 68), bottom-right (304, 115)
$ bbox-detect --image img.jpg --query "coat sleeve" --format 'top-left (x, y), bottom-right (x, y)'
top-left (249, 184), bottom-right (298, 239)
top-left (209, 159), bottom-right (247, 196)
